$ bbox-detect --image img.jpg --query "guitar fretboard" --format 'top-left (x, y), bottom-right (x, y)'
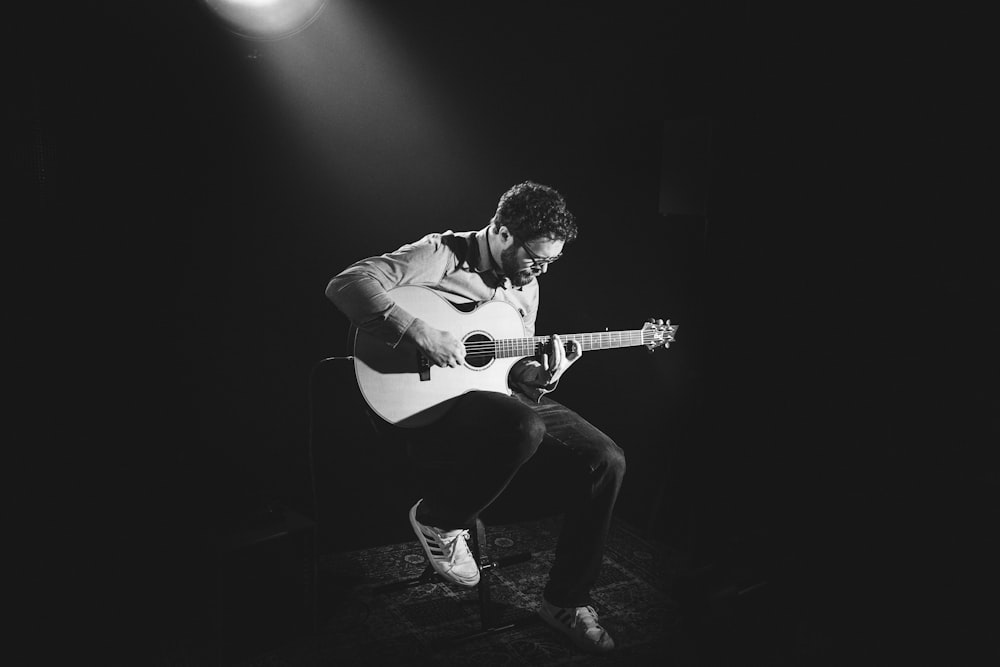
top-left (491, 330), bottom-right (650, 359)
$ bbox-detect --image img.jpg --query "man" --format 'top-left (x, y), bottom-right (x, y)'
top-left (326, 181), bottom-right (624, 653)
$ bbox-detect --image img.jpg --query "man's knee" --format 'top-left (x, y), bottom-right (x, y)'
top-left (602, 442), bottom-right (627, 478)
top-left (507, 409), bottom-right (545, 463)
top-left (483, 400), bottom-right (545, 465)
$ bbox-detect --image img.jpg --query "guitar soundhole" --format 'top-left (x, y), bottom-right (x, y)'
top-left (463, 332), bottom-right (494, 369)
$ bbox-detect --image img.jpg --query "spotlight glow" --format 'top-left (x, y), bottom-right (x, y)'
top-left (203, 0), bottom-right (326, 40)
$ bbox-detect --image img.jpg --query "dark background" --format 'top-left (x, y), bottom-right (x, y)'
top-left (15, 1), bottom-right (995, 663)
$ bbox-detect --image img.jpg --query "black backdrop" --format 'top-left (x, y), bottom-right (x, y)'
top-left (16, 1), bottom-right (995, 661)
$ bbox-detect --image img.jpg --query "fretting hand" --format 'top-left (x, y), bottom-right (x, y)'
top-left (515, 334), bottom-right (583, 389)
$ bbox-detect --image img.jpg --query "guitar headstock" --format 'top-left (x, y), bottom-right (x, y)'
top-left (641, 318), bottom-right (679, 351)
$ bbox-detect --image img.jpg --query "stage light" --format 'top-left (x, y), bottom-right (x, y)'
top-left (203, 0), bottom-right (327, 41)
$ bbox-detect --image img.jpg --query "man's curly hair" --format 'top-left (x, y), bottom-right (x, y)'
top-left (491, 181), bottom-right (578, 244)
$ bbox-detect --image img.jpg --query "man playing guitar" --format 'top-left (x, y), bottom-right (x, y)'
top-left (327, 181), bottom-right (674, 653)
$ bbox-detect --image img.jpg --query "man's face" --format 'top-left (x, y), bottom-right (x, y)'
top-left (499, 235), bottom-right (565, 287)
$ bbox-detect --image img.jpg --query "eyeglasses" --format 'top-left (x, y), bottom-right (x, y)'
top-left (516, 238), bottom-right (562, 267)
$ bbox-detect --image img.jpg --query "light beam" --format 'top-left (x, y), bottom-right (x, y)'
top-left (203, 0), bottom-right (326, 40)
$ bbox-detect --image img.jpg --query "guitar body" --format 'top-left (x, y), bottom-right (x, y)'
top-left (353, 285), bottom-right (526, 428)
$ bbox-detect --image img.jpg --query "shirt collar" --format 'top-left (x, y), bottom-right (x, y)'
top-left (467, 225), bottom-right (510, 288)
top-left (467, 226), bottom-right (496, 272)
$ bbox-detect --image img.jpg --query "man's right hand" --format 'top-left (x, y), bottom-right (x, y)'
top-left (405, 319), bottom-right (466, 368)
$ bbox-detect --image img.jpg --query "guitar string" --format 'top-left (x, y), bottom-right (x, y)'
top-left (457, 333), bottom-right (660, 358)
top-left (459, 337), bottom-right (650, 350)
top-left (458, 333), bottom-right (657, 348)
top-left (457, 332), bottom-right (652, 345)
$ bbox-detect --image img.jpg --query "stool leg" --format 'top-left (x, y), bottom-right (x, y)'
top-left (471, 519), bottom-right (492, 630)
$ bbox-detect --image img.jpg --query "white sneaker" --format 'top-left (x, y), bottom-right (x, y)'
top-left (408, 500), bottom-right (480, 587)
top-left (538, 599), bottom-right (615, 653)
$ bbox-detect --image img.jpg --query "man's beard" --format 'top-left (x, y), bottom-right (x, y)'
top-left (499, 245), bottom-right (540, 287)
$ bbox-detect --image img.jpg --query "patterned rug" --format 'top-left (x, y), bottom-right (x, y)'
top-left (231, 516), bottom-right (694, 666)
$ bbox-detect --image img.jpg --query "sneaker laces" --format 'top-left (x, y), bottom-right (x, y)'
top-left (432, 527), bottom-right (473, 566)
top-left (575, 605), bottom-right (602, 631)
top-left (540, 601), bottom-right (614, 651)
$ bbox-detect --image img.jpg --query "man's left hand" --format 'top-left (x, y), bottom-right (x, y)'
top-left (519, 333), bottom-right (582, 388)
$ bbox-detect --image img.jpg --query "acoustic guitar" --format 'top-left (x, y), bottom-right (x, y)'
top-left (353, 285), bottom-right (677, 427)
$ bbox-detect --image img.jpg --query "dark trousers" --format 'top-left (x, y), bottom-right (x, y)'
top-left (407, 390), bottom-right (626, 608)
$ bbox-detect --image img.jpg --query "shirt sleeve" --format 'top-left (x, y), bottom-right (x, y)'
top-left (509, 358), bottom-right (560, 402)
top-left (325, 235), bottom-right (457, 347)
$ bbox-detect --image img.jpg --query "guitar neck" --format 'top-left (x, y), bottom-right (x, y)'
top-left (494, 331), bottom-right (649, 359)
